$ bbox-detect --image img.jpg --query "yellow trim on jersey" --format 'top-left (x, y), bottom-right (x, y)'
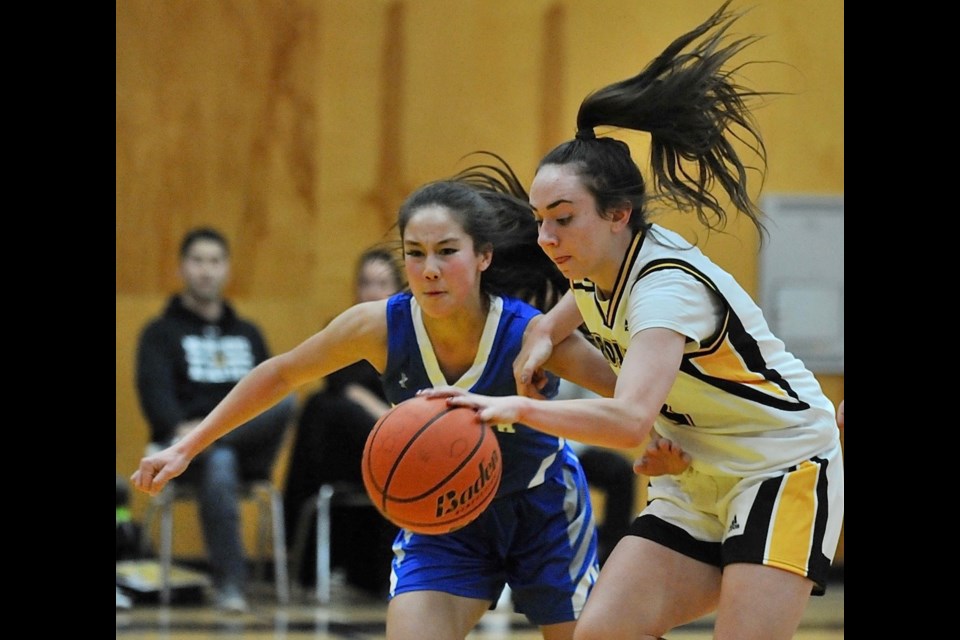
top-left (604, 231), bottom-right (646, 327)
top-left (636, 259), bottom-right (798, 404)
top-left (688, 339), bottom-right (792, 400)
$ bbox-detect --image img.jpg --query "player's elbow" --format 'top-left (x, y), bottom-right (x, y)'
top-left (260, 357), bottom-right (302, 394)
top-left (615, 412), bottom-right (657, 449)
top-left (617, 428), bottom-right (649, 449)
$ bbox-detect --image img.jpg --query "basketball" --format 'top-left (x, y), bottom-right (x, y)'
top-left (361, 394), bottom-right (502, 535)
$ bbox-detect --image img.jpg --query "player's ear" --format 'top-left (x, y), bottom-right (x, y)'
top-left (608, 202), bottom-right (633, 232)
top-left (477, 242), bottom-right (493, 272)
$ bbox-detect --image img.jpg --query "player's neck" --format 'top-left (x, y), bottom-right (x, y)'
top-left (180, 292), bottom-right (224, 323)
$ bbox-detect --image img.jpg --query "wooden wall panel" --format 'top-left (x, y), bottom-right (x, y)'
top-left (397, 0), bottom-right (554, 190)
top-left (117, 0), bottom-right (318, 299)
top-left (117, 0), bottom-right (843, 560)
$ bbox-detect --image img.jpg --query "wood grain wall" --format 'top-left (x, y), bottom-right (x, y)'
top-left (117, 0), bottom-right (844, 562)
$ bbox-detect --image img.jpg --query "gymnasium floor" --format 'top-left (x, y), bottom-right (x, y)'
top-left (115, 570), bottom-right (845, 639)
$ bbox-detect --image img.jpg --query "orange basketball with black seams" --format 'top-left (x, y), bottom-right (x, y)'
top-left (361, 394), bottom-right (501, 535)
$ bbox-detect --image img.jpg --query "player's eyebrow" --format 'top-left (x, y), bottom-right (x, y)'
top-left (403, 237), bottom-right (460, 248)
top-left (531, 199), bottom-right (573, 213)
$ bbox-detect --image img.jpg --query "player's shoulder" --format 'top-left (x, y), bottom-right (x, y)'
top-left (344, 298), bottom-right (391, 324)
top-left (497, 294), bottom-right (541, 320)
top-left (385, 290), bottom-right (414, 311)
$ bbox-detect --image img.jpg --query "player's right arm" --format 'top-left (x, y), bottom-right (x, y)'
top-left (131, 300), bottom-right (390, 495)
top-left (544, 329), bottom-right (615, 398)
top-left (427, 327), bottom-right (685, 450)
top-left (515, 291), bottom-right (585, 397)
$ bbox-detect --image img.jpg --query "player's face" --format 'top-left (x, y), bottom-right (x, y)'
top-left (179, 239), bottom-right (230, 303)
top-left (402, 205), bottom-right (491, 318)
top-left (530, 163), bottom-right (617, 284)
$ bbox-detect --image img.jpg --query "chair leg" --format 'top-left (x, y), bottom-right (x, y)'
top-left (254, 489), bottom-right (269, 583)
top-left (160, 493), bottom-right (173, 606)
top-left (140, 502), bottom-right (158, 559)
top-left (316, 484), bottom-right (335, 605)
top-left (270, 488), bottom-right (289, 605)
top-left (288, 494), bottom-right (318, 598)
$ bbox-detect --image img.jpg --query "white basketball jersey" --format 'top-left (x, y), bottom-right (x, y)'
top-left (571, 224), bottom-right (839, 476)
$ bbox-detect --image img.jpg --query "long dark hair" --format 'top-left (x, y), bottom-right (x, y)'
top-left (397, 153), bottom-right (568, 313)
top-left (541, 0), bottom-right (772, 239)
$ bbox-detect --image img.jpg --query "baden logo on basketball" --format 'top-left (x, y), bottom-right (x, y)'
top-left (435, 449), bottom-right (499, 517)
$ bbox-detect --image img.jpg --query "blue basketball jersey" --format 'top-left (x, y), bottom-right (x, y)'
top-left (382, 292), bottom-right (566, 496)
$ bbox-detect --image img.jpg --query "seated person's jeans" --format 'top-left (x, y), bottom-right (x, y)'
top-left (171, 394), bottom-right (296, 590)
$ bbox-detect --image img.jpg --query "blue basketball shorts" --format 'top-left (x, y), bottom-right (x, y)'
top-left (389, 458), bottom-right (600, 625)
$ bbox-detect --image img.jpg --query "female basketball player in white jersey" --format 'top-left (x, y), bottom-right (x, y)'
top-left (421, 3), bottom-right (844, 640)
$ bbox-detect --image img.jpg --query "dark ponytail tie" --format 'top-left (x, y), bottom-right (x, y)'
top-left (575, 127), bottom-right (595, 141)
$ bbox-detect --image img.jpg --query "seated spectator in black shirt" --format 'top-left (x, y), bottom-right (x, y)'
top-left (135, 227), bottom-right (296, 613)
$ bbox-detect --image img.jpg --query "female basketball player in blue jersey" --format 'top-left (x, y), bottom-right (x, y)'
top-left (421, 3), bottom-right (844, 640)
top-left (131, 162), bottom-right (688, 638)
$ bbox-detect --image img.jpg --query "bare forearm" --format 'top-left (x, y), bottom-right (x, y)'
top-left (514, 397), bottom-right (654, 449)
top-left (529, 293), bottom-right (584, 346)
top-left (547, 331), bottom-right (616, 398)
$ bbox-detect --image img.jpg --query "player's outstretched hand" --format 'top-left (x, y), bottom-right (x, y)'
top-left (633, 436), bottom-right (691, 477)
top-left (130, 446), bottom-right (191, 496)
top-left (513, 325), bottom-right (554, 399)
top-left (419, 386), bottom-right (525, 426)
